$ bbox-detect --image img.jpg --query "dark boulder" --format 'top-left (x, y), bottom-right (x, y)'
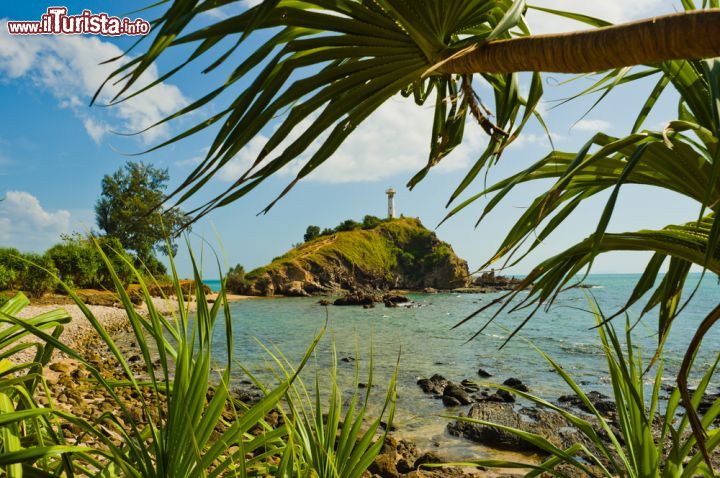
top-left (443, 382), bottom-right (473, 405)
top-left (503, 378), bottom-right (529, 392)
top-left (477, 368), bottom-right (492, 378)
top-left (417, 374), bottom-right (448, 395)
top-left (333, 291), bottom-right (377, 306)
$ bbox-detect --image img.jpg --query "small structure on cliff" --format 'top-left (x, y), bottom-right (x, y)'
top-left (385, 187), bottom-right (396, 219)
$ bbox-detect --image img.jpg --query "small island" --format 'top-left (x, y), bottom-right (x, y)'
top-left (236, 216), bottom-right (469, 297)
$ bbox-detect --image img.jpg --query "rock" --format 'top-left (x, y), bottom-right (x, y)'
top-left (477, 368), bottom-right (492, 378)
top-left (283, 281), bottom-right (311, 297)
top-left (380, 420), bottom-right (397, 432)
top-left (413, 451), bottom-right (443, 469)
top-left (449, 402), bottom-right (593, 453)
top-left (318, 299), bottom-right (331, 306)
top-left (442, 396), bottom-right (462, 407)
top-left (369, 448), bottom-right (399, 478)
top-left (334, 291), bottom-right (377, 306)
top-left (49, 361), bottom-right (73, 373)
top-left (341, 356), bottom-right (356, 363)
top-left (443, 382), bottom-right (472, 405)
top-left (363, 303), bottom-right (375, 309)
top-left (417, 374), bottom-right (448, 395)
top-left (503, 378), bottom-right (528, 392)
top-left (558, 391), bottom-right (616, 415)
top-left (461, 379), bottom-right (480, 393)
top-left (383, 294), bottom-right (410, 305)
top-left (423, 287), bottom-right (438, 294)
top-left (488, 389), bottom-right (515, 403)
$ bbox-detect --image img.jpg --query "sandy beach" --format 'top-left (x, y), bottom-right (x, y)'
top-left (12, 292), bottom-right (252, 364)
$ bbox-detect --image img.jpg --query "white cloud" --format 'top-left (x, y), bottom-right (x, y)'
top-left (527, 0), bottom-right (676, 34)
top-left (0, 21), bottom-right (188, 144)
top-left (573, 119), bottom-right (612, 132)
top-left (216, 94), bottom-right (492, 184)
top-left (0, 191), bottom-right (73, 250)
top-left (83, 117), bottom-right (108, 144)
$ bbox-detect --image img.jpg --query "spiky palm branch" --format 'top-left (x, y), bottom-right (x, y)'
top-left (100, 1), bottom-right (720, 219)
top-left (444, 5), bottom-right (720, 462)
top-left (100, 0), bottom-right (546, 220)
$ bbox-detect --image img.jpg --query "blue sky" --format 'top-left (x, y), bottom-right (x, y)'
top-left (0, 0), bottom-right (700, 278)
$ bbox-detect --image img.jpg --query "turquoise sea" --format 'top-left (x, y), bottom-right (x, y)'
top-left (202, 274), bottom-right (720, 460)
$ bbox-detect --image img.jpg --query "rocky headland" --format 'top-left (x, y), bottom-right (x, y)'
top-left (235, 217), bottom-right (520, 299)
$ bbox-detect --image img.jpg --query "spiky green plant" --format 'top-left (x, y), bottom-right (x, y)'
top-left (440, 304), bottom-right (720, 477)
top-left (2, 242), bottom-right (325, 477)
top-left (0, 294), bottom-right (102, 476)
top-left (253, 341), bottom-right (398, 478)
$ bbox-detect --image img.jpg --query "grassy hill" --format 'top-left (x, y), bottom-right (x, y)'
top-left (241, 217), bottom-right (469, 296)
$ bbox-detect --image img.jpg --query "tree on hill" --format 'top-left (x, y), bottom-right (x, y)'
top-left (303, 225), bottom-right (321, 242)
top-left (335, 219), bottom-right (361, 232)
top-left (362, 215), bottom-right (382, 230)
top-left (95, 162), bottom-right (191, 274)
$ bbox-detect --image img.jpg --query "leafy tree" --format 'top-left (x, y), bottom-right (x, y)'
top-left (362, 215), bottom-right (382, 230)
top-left (303, 225), bottom-right (321, 242)
top-left (226, 264), bottom-right (247, 294)
top-left (95, 161), bottom-right (191, 270)
top-left (335, 219), bottom-right (361, 232)
top-left (320, 228), bottom-right (335, 237)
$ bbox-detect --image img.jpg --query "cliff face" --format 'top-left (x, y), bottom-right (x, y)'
top-left (241, 218), bottom-right (469, 296)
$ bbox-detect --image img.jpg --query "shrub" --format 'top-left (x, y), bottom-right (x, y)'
top-left (335, 219), bottom-right (361, 232)
top-left (226, 264), bottom-right (248, 293)
top-left (0, 264), bottom-right (16, 291)
top-left (46, 241), bottom-right (101, 288)
top-left (362, 214), bottom-right (382, 229)
top-left (304, 225), bottom-right (321, 242)
top-left (0, 247), bottom-right (26, 289)
top-left (320, 227), bottom-right (335, 236)
top-left (20, 253), bottom-right (58, 298)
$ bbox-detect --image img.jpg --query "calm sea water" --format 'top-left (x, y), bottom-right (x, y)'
top-left (203, 274), bottom-right (720, 460)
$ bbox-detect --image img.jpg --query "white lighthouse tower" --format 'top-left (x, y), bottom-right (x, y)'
top-left (385, 188), bottom-right (396, 219)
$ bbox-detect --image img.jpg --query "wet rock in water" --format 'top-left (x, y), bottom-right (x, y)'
top-left (442, 396), bottom-right (462, 407)
top-left (380, 420), bottom-right (397, 432)
top-left (383, 294), bottom-right (410, 307)
top-left (341, 356), bottom-right (356, 363)
top-left (423, 287), bottom-right (438, 294)
top-left (503, 378), bottom-right (529, 392)
top-left (333, 291), bottom-right (378, 306)
top-left (461, 379), bottom-right (480, 393)
top-left (477, 368), bottom-right (492, 378)
top-left (443, 382), bottom-right (472, 406)
top-left (449, 402), bottom-right (592, 453)
top-left (318, 299), bottom-right (331, 306)
top-left (363, 303), bottom-right (375, 309)
top-left (558, 390), bottom-right (616, 415)
top-left (487, 389), bottom-right (515, 403)
top-left (417, 374), bottom-right (448, 395)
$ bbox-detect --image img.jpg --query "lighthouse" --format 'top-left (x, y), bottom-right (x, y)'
top-left (385, 188), bottom-right (396, 219)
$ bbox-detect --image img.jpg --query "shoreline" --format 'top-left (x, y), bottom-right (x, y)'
top-left (13, 292), bottom-right (252, 364)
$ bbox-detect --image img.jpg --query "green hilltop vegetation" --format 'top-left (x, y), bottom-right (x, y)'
top-left (229, 216), bottom-right (470, 296)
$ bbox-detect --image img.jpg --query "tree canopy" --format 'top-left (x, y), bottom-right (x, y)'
top-left (95, 162), bottom-right (191, 271)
